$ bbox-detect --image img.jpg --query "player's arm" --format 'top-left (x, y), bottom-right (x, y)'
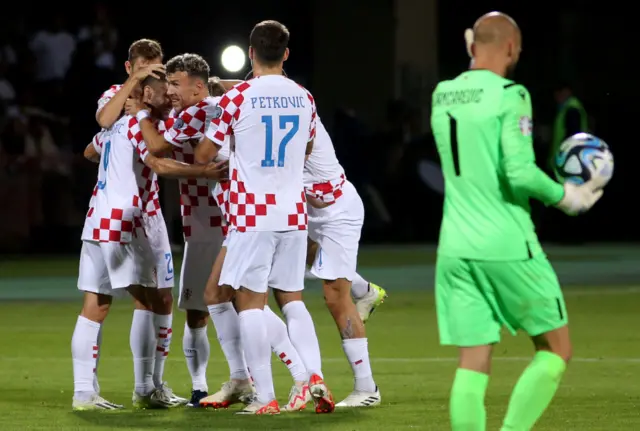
top-left (500, 85), bottom-right (565, 206)
top-left (305, 92), bottom-right (318, 161)
top-left (83, 133), bottom-right (103, 163)
top-left (194, 136), bottom-right (220, 164)
top-left (130, 110), bottom-right (173, 156)
top-left (143, 152), bottom-right (228, 180)
top-left (219, 80), bottom-right (243, 91)
top-left (96, 64), bottom-right (165, 128)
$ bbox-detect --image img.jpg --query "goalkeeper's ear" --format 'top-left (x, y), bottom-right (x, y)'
top-left (464, 28), bottom-right (474, 58)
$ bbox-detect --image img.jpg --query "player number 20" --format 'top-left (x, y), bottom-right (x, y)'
top-left (261, 115), bottom-right (300, 167)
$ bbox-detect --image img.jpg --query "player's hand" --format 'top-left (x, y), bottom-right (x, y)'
top-left (203, 160), bottom-right (229, 180)
top-left (555, 179), bottom-right (604, 216)
top-left (125, 98), bottom-right (146, 116)
top-left (131, 64), bottom-right (165, 82)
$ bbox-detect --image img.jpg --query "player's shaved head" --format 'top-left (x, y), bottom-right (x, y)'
top-left (469, 12), bottom-right (522, 77)
top-left (473, 12), bottom-right (520, 48)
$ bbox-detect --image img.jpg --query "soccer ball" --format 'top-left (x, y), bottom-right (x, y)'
top-left (554, 133), bottom-right (614, 188)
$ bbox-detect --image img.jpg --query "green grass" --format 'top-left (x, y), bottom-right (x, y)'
top-left (0, 287), bottom-right (639, 430)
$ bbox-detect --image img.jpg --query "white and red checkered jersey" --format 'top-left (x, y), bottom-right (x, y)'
top-left (165, 96), bottom-right (225, 241)
top-left (205, 76), bottom-right (316, 232)
top-left (91, 116), bottom-right (161, 243)
top-left (81, 131), bottom-right (105, 242)
top-left (96, 84), bottom-right (123, 115)
top-left (303, 116), bottom-right (346, 204)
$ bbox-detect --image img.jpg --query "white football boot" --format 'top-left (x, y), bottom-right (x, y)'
top-left (336, 387), bottom-right (381, 408)
top-left (199, 380), bottom-right (255, 408)
top-left (72, 394), bottom-right (124, 411)
top-left (355, 283), bottom-right (387, 323)
top-left (281, 384), bottom-right (312, 412)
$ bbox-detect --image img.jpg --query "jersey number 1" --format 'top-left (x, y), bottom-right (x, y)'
top-left (447, 113), bottom-right (461, 176)
top-left (261, 115), bottom-right (300, 167)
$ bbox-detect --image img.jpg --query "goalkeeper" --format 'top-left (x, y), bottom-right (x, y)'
top-left (430, 12), bottom-right (604, 431)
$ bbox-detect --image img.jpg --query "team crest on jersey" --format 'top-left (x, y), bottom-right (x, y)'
top-left (212, 105), bottom-right (223, 119)
top-left (173, 118), bottom-right (185, 129)
top-left (519, 116), bottom-right (532, 136)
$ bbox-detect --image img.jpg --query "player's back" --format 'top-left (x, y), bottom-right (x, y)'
top-left (431, 70), bottom-right (539, 260)
top-left (94, 116), bottom-right (159, 238)
top-left (221, 76), bottom-right (314, 231)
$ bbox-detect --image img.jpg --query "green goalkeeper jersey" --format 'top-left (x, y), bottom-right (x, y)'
top-left (431, 70), bottom-right (565, 260)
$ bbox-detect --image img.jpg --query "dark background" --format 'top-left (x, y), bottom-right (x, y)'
top-left (0, 0), bottom-right (634, 254)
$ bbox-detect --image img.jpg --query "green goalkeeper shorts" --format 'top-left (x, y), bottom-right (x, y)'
top-left (435, 254), bottom-right (568, 347)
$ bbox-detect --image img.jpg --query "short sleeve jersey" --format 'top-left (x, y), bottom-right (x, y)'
top-left (81, 131), bottom-right (105, 242)
top-left (96, 84), bottom-right (122, 115)
top-left (91, 116), bottom-right (161, 243)
top-left (431, 70), bottom-right (563, 260)
top-left (165, 96), bottom-right (225, 241)
top-left (303, 116), bottom-right (346, 204)
top-left (205, 76), bottom-right (316, 232)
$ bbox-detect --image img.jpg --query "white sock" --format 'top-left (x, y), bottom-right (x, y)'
top-left (264, 305), bottom-right (308, 383)
top-left (183, 323), bottom-right (210, 392)
top-left (72, 315), bottom-right (101, 400)
top-left (351, 273), bottom-right (370, 300)
top-left (130, 309), bottom-right (156, 395)
top-left (153, 313), bottom-right (173, 387)
top-left (281, 301), bottom-right (323, 378)
top-left (239, 309), bottom-right (275, 404)
top-left (207, 302), bottom-right (249, 380)
top-left (93, 325), bottom-right (103, 393)
top-left (342, 338), bottom-right (376, 392)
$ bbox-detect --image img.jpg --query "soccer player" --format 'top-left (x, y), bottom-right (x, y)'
top-left (93, 38), bottom-right (188, 406)
top-left (198, 20), bottom-right (334, 415)
top-left (73, 74), bottom-right (226, 410)
top-left (304, 117), bottom-right (382, 407)
top-left (127, 53), bottom-right (230, 407)
top-left (430, 12), bottom-right (604, 430)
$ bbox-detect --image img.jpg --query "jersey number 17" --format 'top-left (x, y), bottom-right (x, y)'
top-left (261, 115), bottom-right (300, 167)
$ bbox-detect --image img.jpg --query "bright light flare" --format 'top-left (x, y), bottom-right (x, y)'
top-left (221, 45), bottom-right (246, 73)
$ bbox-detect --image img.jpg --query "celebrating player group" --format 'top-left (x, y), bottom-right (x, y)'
top-left (71, 20), bottom-right (387, 415)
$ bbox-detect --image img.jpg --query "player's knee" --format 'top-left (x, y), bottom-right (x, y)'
top-left (458, 345), bottom-right (493, 374)
top-left (186, 310), bottom-right (209, 328)
top-left (151, 288), bottom-right (173, 313)
top-left (532, 327), bottom-right (572, 363)
top-left (204, 283), bottom-right (233, 305)
top-left (322, 279), bottom-right (352, 311)
top-left (81, 292), bottom-right (112, 323)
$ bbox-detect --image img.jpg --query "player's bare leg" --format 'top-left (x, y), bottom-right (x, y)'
top-left (71, 291), bottom-right (123, 410)
top-left (184, 309), bottom-right (210, 406)
top-left (263, 293), bottom-right (311, 411)
top-left (234, 287), bottom-right (279, 415)
top-left (200, 247), bottom-right (253, 408)
top-left (144, 288), bottom-right (187, 407)
top-left (306, 238), bottom-right (386, 323)
top-left (274, 290), bottom-right (335, 414)
top-left (323, 278), bottom-right (380, 407)
top-left (500, 326), bottom-right (571, 430)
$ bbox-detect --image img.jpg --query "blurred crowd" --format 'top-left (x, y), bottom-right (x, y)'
top-left (0, 5), bottom-right (119, 252)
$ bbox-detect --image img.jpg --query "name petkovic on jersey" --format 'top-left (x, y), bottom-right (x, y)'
top-left (433, 88), bottom-right (484, 106)
top-left (250, 95), bottom-right (307, 109)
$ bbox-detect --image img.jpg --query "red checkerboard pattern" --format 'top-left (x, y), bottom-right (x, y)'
top-left (208, 82), bottom-right (250, 145)
top-left (166, 97), bottom-right (224, 241)
top-left (287, 191), bottom-right (308, 231)
top-left (227, 168), bottom-right (277, 232)
top-left (299, 84), bottom-right (317, 142)
top-left (305, 173), bottom-right (346, 204)
top-left (92, 208), bottom-right (135, 243)
top-left (128, 117), bottom-right (161, 216)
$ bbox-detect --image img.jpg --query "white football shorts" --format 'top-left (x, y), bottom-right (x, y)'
top-left (220, 230), bottom-right (306, 294)
top-left (77, 237), bottom-right (155, 295)
top-left (308, 180), bottom-right (364, 281)
top-left (178, 235), bottom-right (224, 312)
top-left (144, 212), bottom-right (174, 289)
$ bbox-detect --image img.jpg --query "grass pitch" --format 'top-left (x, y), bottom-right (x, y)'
top-left (0, 251), bottom-right (638, 430)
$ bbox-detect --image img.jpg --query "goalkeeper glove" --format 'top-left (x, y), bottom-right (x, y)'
top-left (555, 180), bottom-right (604, 216)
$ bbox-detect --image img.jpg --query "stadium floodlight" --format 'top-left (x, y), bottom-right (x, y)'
top-left (221, 45), bottom-right (246, 73)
